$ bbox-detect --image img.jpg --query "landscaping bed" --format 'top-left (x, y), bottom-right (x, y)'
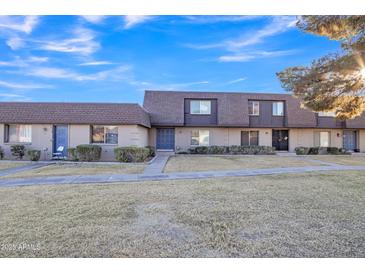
top-left (3, 163), bottom-right (146, 179)
top-left (163, 155), bottom-right (324, 173)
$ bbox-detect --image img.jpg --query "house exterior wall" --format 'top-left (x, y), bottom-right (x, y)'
top-left (0, 124), bottom-right (149, 161)
top-left (0, 124), bottom-right (53, 160)
top-left (168, 127), bottom-right (353, 153)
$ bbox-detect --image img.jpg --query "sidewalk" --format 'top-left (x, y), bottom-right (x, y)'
top-left (1, 164), bottom-right (365, 187)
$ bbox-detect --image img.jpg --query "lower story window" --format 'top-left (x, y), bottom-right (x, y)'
top-left (241, 130), bottom-right (259, 146)
top-left (91, 125), bottom-right (118, 144)
top-left (191, 130), bottom-right (209, 146)
top-left (5, 124), bottom-right (32, 143)
top-left (315, 131), bottom-right (330, 147)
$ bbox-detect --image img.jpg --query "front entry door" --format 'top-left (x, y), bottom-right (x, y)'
top-left (343, 130), bottom-right (357, 151)
top-left (272, 130), bottom-right (289, 151)
top-left (53, 125), bottom-right (68, 157)
top-left (156, 128), bottom-right (175, 150)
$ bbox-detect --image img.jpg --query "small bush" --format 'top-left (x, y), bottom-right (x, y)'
top-left (308, 147), bottom-right (320, 155)
top-left (0, 146), bottom-right (4, 160)
top-left (145, 146), bottom-right (156, 157)
top-left (295, 147), bottom-right (310, 155)
top-left (10, 145), bottom-right (26, 160)
top-left (208, 145), bottom-right (228, 154)
top-left (27, 149), bottom-right (41, 161)
top-left (68, 148), bottom-right (79, 161)
top-left (114, 147), bottom-right (150, 162)
top-left (76, 144), bottom-right (102, 162)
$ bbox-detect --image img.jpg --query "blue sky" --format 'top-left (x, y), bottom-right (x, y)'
top-left (0, 15), bottom-right (341, 103)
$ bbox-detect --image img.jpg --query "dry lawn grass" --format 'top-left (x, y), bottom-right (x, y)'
top-left (163, 155), bottom-right (324, 173)
top-left (4, 163), bottom-right (145, 179)
top-left (0, 162), bottom-right (27, 171)
top-left (0, 171), bottom-right (364, 257)
top-left (310, 155), bottom-right (365, 166)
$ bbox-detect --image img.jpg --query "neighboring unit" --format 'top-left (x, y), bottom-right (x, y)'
top-left (0, 90), bottom-right (364, 160)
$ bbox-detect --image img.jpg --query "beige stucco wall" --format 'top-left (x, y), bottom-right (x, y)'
top-left (359, 130), bottom-right (365, 152)
top-left (289, 128), bottom-right (343, 151)
top-left (174, 127), bottom-right (273, 152)
top-left (0, 124), bottom-right (53, 160)
top-left (0, 124), bottom-right (149, 161)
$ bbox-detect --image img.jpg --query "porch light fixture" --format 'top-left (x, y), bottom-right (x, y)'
top-left (337, 133), bottom-right (340, 137)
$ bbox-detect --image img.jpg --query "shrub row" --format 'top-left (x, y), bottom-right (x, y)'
top-left (67, 145), bottom-right (156, 162)
top-left (295, 146), bottom-right (350, 155)
top-left (114, 146), bottom-right (155, 162)
top-left (0, 145), bottom-right (41, 161)
top-left (179, 145), bottom-right (276, 155)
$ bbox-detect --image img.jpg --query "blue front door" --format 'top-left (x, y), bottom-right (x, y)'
top-left (156, 128), bottom-right (175, 150)
top-left (53, 125), bottom-right (68, 156)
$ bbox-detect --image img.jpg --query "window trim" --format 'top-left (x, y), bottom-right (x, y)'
top-left (241, 130), bottom-right (259, 146)
top-left (4, 124), bottom-right (32, 144)
top-left (318, 111), bottom-right (336, 117)
top-left (191, 130), bottom-right (210, 146)
top-left (91, 125), bottom-right (118, 145)
top-left (272, 101), bottom-right (284, 116)
top-left (190, 100), bottom-right (212, 115)
top-left (248, 101), bottom-right (260, 116)
top-left (314, 131), bottom-right (331, 147)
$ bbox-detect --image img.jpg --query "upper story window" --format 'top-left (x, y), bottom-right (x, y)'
top-left (191, 130), bottom-right (210, 146)
top-left (91, 125), bottom-right (118, 144)
top-left (190, 100), bottom-right (211, 115)
top-left (248, 101), bottom-right (260, 116)
top-left (318, 111), bottom-right (336, 117)
top-left (272, 101), bottom-right (284, 116)
top-left (4, 124), bottom-right (32, 143)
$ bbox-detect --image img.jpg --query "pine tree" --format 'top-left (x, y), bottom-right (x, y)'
top-left (277, 16), bottom-right (365, 120)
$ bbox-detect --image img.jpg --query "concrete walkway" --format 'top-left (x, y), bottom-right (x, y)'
top-left (1, 164), bottom-right (365, 187)
top-left (0, 162), bottom-right (53, 177)
top-left (142, 152), bottom-right (173, 174)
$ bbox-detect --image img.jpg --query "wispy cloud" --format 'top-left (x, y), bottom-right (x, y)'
top-left (79, 61), bottom-right (113, 66)
top-left (0, 80), bottom-right (51, 89)
top-left (184, 16), bottom-right (261, 24)
top-left (0, 93), bottom-right (31, 101)
top-left (188, 16), bottom-right (297, 51)
top-left (37, 27), bottom-right (100, 55)
top-left (141, 80), bottom-right (210, 90)
top-left (124, 16), bottom-right (154, 29)
top-left (219, 50), bottom-right (296, 62)
top-left (0, 56), bottom-right (48, 67)
top-left (226, 77), bottom-right (247, 84)
top-left (25, 65), bottom-right (131, 81)
top-left (0, 16), bottom-right (39, 34)
top-left (81, 16), bottom-right (107, 24)
top-left (6, 36), bottom-right (25, 50)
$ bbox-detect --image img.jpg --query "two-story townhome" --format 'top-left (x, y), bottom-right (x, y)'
top-left (0, 90), bottom-right (364, 160)
top-left (143, 90), bottom-right (365, 153)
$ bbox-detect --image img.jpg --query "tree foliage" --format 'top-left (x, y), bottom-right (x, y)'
top-left (277, 16), bottom-right (365, 120)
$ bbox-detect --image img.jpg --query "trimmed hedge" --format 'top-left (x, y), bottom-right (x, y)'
top-left (145, 146), bottom-right (156, 157)
top-left (76, 144), bottom-right (102, 161)
top-left (0, 146), bottom-right (3, 160)
top-left (68, 148), bottom-right (79, 161)
top-left (114, 147), bottom-right (151, 162)
top-left (27, 150), bottom-right (41, 161)
top-left (186, 145), bottom-right (276, 155)
top-left (295, 146), bottom-right (350, 155)
top-left (10, 145), bottom-right (26, 160)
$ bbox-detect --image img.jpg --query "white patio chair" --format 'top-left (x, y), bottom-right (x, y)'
top-left (52, 146), bottom-right (65, 160)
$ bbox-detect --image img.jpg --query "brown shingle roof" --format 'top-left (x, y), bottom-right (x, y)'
top-left (0, 102), bottom-right (150, 128)
top-left (143, 90), bottom-right (317, 127)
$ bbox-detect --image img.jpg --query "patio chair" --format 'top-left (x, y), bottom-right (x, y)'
top-left (52, 146), bottom-right (65, 160)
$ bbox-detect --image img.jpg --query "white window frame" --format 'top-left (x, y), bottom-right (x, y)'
top-left (190, 100), bottom-right (211, 115)
top-left (91, 125), bottom-right (118, 145)
top-left (318, 111), bottom-right (336, 117)
top-left (249, 101), bottom-right (260, 116)
top-left (272, 102), bottom-right (284, 116)
top-left (191, 130), bottom-right (210, 146)
top-left (241, 130), bottom-right (259, 146)
top-left (5, 124), bottom-right (32, 143)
